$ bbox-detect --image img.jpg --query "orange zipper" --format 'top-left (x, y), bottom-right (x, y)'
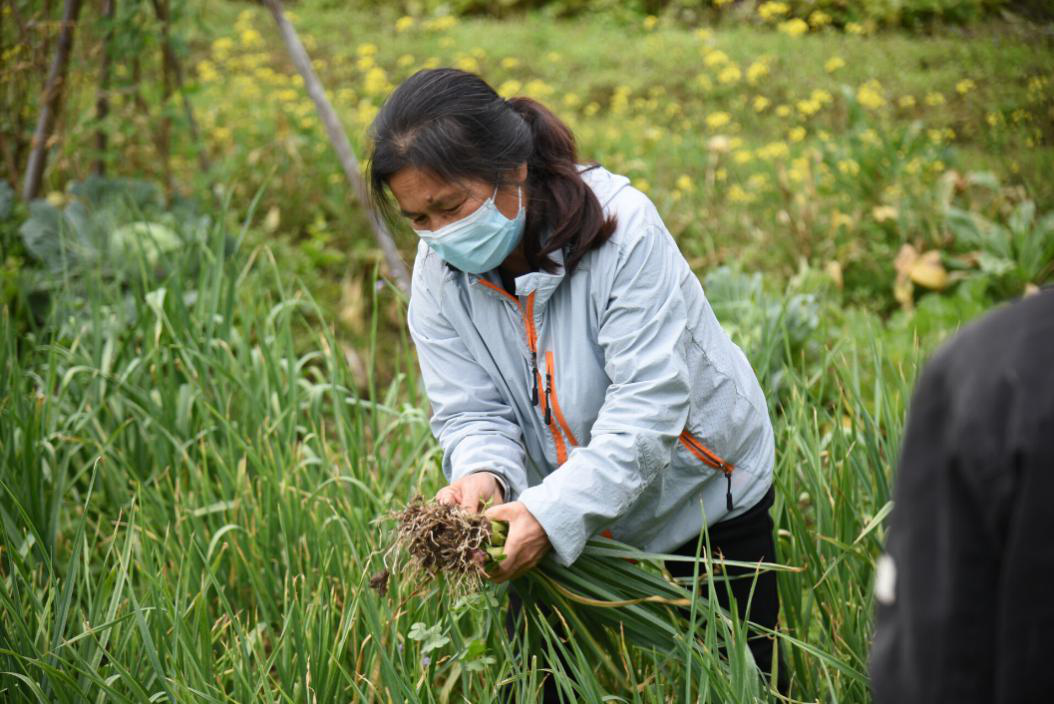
top-left (546, 349), bottom-right (578, 448)
top-left (478, 279), bottom-right (622, 541)
top-left (679, 430), bottom-right (735, 511)
top-left (476, 281), bottom-right (569, 464)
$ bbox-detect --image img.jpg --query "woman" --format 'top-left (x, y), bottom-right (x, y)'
top-left (366, 68), bottom-right (782, 687)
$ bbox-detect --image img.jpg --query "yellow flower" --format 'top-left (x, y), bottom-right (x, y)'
top-left (364, 66), bottom-right (391, 96)
top-left (497, 79), bottom-right (522, 98)
top-left (775, 104), bottom-right (791, 118)
top-left (824, 56), bottom-right (845, 73)
top-left (758, 2), bottom-right (790, 21)
top-left (734, 150), bottom-right (753, 164)
top-left (778, 18), bottom-right (809, 37)
top-left (501, 56), bottom-right (520, 70)
top-left (357, 42), bottom-right (378, 57)
top-left (395, 16), bottom-right (415, 32)
top-left (927, 128), bottom-right (943, 144)
top-left (695, 73), bottom-right (713, 91)
top-left (758, 141), bottom-right (789, 159)
top-left (809, 10), bottom-right (831, 27)
top-left (212, 37), bottom-right (234, 55)
top-left (676, 174), bottom-right (695, 192)
top-left (706, 111), bottom-right (731, 128)
top-left (845, 21), bottom-right (864, 35)
top-left (610, 85), bottom-right (631, 114)
top-left (986, 111), bottom-right (1002, 127)
top-left (811, 88), bottom-right (833, 105)
top-left (788, 156), bottom-right (810, 183)
top-left (356, 55), bottom-right (376, 71)
top-left (955, 79), bottom-right (975, 95)
top-left (633, 178), bottom-right (651, 193)
top-left (545, 51), bottom-right (561, 63)
top-left (837, 159), bottom-right (860, 175)
top-left (563, 93), bottom-right (582, 108)
top-left (397, 53), bottom-right (415, 68)
top-left (703, 49), bottom-right (730, 67)
top-left (788, 126), bottom-right (806, 142)
top-left (898, 94), bottom-right (916, 108)
top-left (925, 91), bottom-right (945, 106)
top-left (643, 15), bottom-right (658, 30)
top-left (860, 128), bottom-right (880, 145)
top-left (856, 80), bottom-right (885, 110)
top-left (240, 28), bottom-right (262, 48)
top-left (796, 98), bottom-right (821, 117)
top-left (753, 95), bottom-right (771, 112)
top-left (454, 55), bottom-right (480, 73)
top-left (832, 211), bottom-right (853, 228)
top-left (584, 101), bottom-right (600, 117)
top-left (425, 15), bottom-right (458, 31)
top-left (197, 60), bottom-right (219, 83)
top-left (694, 27), bottom-right (713, 40)
top-left (728, 184), bottom-right (754, 203)
top-left (718, 65), bottom-right (741, 84)
top-left (746, 60), bottom-right (770, 85)
top-left (746, 173), bottom-right (767, 189)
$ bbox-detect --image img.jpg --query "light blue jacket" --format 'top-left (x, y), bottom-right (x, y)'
top-left (407, 163), bottom-right (775, 566)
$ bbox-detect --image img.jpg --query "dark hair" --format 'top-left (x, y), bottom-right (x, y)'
top-left (365, 68), bottom-right (617, 275)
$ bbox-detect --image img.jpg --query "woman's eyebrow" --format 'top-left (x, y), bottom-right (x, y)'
top-left (399, 192), bottom-right (465, 217)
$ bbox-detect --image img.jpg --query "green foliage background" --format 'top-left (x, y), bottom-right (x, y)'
top-left (0, 0), bottom-right (1052, 701)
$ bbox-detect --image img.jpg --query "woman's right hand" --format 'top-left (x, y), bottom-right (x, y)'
top-left (435, 472), bottom-right (505, 513)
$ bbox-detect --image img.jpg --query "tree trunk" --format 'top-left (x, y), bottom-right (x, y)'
top-left (261, 0), bottom-right (411, 295)
top-left (149, 0), bottom-right (211, 175)
top-left (93, 0), bottom-right (116, 176)
top-left (22, 0), bottom-right (82, 201)
top-left (157, 0), bottom-right (173, 196)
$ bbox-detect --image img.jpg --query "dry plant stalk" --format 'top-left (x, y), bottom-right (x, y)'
top-left (382, 496), bottom-right (503, 594)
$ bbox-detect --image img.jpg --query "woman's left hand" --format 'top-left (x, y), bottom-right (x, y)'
top-left (483, 501), bottom-right (550, 583)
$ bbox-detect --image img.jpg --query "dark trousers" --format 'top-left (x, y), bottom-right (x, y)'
top-left (666, 485), bottom-right (788, 692)
top-left (507, 485), bottom-right (786, 701)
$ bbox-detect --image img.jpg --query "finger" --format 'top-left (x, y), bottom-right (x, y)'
top-left (460, 487), bottom-right (482, 513)
top-left (435, 486), bottom-right (459, 506)
top-left (484, 503), bottom-right (512, 521)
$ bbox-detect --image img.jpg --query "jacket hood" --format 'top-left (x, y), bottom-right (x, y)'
top-left (577, 162), bottom-right (632, 211)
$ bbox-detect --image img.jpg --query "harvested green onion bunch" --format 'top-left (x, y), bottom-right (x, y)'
top-left (380, 496), bottom-right (766, 687)
top-left (382, 497), bottom-right (508, 593)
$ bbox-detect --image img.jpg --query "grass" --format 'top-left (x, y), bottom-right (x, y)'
top-left (3, 2), bottom-right (1050, 700)
top-left (0, 189), bottom-right (938, 701)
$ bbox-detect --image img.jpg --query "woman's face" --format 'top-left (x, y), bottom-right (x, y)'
top-left (388, 163), bottom-right (527, 232)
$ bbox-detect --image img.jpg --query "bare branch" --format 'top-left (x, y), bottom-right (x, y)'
top-left (261, 0), bottom-right (411, 295)
top-left (22, 0), bottom-right (82, 201)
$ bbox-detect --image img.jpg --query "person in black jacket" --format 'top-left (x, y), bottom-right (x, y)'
top-left (869, 288), bottom-right (1054, 703)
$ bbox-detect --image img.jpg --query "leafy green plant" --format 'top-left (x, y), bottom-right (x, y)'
top-left (945, 197), bottom-right (1054, 298)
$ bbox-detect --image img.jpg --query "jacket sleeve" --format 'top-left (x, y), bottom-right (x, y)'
top-left (517, 223), bottom-right (692, 566)
top-left (407, 247), bottom-right (528, 500)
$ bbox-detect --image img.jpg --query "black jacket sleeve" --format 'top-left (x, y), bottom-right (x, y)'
top-left (869, 288), bottom-right (1054, 704)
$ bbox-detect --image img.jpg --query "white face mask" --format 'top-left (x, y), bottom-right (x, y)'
top-left (415, 184), bottom-right (526, 274)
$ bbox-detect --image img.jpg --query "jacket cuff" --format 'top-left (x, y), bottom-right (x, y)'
top-left (445, 434), bottom-right (526, 500)
top-left (518, 484), bottom-right (588, 567)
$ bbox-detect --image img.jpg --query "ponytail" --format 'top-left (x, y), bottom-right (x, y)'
top-left (506, 97), bottom-right (618, 274)
top-left (366, 68), bottom-right (617, 276)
